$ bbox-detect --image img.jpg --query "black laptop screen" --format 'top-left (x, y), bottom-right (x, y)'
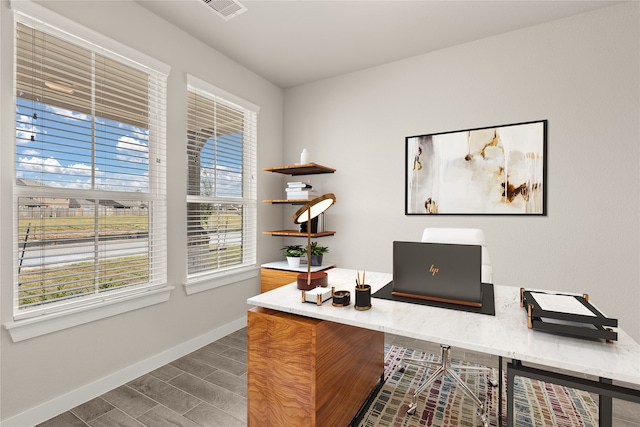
top-left (392, 241), bottom-right (483, 306)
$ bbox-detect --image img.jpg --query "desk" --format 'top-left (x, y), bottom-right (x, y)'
top-left (247, 268), bottom-right (640, 426)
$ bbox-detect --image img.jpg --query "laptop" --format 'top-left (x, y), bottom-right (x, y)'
top-left (391, 241), bottom-right (483, 308)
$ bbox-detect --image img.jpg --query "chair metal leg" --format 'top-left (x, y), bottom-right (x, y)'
top-left (448, 368), bottom-right (484, 408)
top-left (399, 344), bottom-right (492, 426)
top-left (407, 365), bottom-right (447, 415)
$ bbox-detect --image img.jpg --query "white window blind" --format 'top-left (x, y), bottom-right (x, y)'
top-left (186, 76), bottom-right (258, 283)
top-left (13, 11), bottom-right (168, 320)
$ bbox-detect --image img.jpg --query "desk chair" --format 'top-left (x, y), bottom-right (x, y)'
top-left (399, 228), bottom-right (497, 426)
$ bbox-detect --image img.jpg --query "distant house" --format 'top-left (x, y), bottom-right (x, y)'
top-left (16, 179), bottom-right (143, 212)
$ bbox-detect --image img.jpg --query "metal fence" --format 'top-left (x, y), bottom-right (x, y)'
top-left (18, 206), bottom-right (149, 218)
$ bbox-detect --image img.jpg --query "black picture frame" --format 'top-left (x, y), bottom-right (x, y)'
top-left (405, 120), bottom-right (547, 215)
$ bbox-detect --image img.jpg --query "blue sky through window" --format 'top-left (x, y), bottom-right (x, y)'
top-left (197, 133), bottom-right (244, 199)
top-left (16, 97), bottom-right (150, 192)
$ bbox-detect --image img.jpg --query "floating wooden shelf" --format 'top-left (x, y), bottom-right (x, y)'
top-left (263, 199), bottom-right (315, 204)
top-left (263, 230), bottom-right (336, 237)
top-left (262, 163), bottom-right (336, 246)
top-left (263, 163), bottom-right (335, 175)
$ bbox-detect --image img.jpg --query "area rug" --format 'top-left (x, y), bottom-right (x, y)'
top-left (357, 345), bottom-right (599, 427)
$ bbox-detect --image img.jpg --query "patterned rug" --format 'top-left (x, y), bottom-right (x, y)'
top-left (357, 345), bottom-right (599, 427)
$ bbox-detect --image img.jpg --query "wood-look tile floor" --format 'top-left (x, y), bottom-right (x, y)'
top-left (38, 329), bottom-right (249, 427)
top-left (38, 329), bottom-right (640, 427)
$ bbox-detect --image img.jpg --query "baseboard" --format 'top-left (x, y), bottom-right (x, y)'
top-left (0, 316), bottom-right (247, 427)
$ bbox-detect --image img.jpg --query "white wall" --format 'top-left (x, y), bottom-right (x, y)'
top-left (1, 1), bottom-right (638, 423)
top-left (0, 0), bottom-right (284, 423)
top-left (284, 3), bottom-right (640, 343)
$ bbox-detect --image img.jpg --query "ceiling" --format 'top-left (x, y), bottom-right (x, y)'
top-left (137, 0), bottom-right (620, 89)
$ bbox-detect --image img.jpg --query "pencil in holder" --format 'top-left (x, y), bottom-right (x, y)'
top-left (354, 284), bottom-right (371, 310)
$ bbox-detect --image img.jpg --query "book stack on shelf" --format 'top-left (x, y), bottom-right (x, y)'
top-left (286, 181), bottom-right (317, 200)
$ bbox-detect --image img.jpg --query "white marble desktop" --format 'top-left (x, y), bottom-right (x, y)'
top-left (247, 268), bottom-right (640, 386)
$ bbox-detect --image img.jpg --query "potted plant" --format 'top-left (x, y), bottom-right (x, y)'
top-left (308, 241), bottom-right (329, 266)
top-left (282, 244), bottom-right (305, 268)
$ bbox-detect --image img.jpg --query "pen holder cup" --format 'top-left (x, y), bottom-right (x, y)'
top-left (332, 290), bottom-right (350, 307)
top-left (354, 285), bottom-right (372, 311)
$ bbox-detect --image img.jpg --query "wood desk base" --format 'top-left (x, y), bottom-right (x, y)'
top-left (247, 307), bottom-right (384, 427)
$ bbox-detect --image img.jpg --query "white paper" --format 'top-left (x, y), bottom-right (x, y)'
top-left (530, 293), bottom-right (595, 317)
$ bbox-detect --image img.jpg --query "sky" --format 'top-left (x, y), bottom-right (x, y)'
top-left (16, 97), bottom-right (245, 198)
top-left (16, 97), bottom-right (150, 193)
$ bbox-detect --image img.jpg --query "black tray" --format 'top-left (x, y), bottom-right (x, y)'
top-left (520, 288), bottom-right (617, 342)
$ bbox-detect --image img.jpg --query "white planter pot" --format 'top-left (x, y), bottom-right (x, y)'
top-left (286, 256), bottom-right (301, 268)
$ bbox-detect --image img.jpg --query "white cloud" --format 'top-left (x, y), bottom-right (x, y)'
top-left (66, 163), bottom-right (92, 176)
top-left (45, 105), bottom-right (91, 122)
top-left (18, 157), bottom-right (92, 176)
top-left (18, 157), bottom-right (63, 175)
top-left (117, 135), bottom-right (148, 153)
top-left (116, 135), bottom-right (149, 163)
top-left (16, 113), bottom-right (43, 145)
top-left (120, 123), bottom-right (149, 141)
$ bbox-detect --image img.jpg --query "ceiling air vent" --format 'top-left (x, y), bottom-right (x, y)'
top-left (202, 0), bottom-right (247, 21)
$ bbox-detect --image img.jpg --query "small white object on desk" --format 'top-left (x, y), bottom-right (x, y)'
top-left (301, 287), bottom-right (332, 305)
top-left (531, 293), bottom-right (596, 317)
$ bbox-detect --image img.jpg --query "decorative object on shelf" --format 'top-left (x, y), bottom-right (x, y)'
top-left (287, 181), bottom-right (312, 189)
top-left (282, 244), bottom-right (305, 268)
top-left (332, 289), bottom-right (350, 307)
top-left (406, 120), bottom-right (547, 215)
top-left (286, 180), bottom-right (317, 200)
top-left (300, 148), bottom-right (310, 164)
top-left (355, 271), bottom-right (372, 310)
top-left (520, 288), bottom-right (618, 342)
top-left (299, 215), bottom-right (320, 233)
top-left (293, 193), bottom-right (336, 290)
top-left (308, 241), bottom-right (329, 266)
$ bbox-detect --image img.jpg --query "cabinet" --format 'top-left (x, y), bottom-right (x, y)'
top-left (262, 163), bottom-right (336, 237)
top-left (247, 306), bottom-right (384, 427)
top-left (260, 261), bottom-right (335, 293)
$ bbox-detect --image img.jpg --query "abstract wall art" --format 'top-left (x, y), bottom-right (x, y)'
top-left (405, 120), bottom-right (547, 215)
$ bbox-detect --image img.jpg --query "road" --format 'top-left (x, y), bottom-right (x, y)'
top-left (18, 231), bottom-right (242, 269)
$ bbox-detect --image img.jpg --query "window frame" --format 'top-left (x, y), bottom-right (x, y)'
top-left (4, 1), bottom-right (172, 342)
top-left (184, 75), bottom-right (259, 295)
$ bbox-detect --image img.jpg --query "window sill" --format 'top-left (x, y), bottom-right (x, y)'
top-left (184, 267), bottom-right (259, 295)
top-left (3, 286), bottom-right (175, 342)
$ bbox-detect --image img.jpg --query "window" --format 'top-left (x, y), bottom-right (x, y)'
top-left (186, 75), bottom-right (258, 290)
top-left (11, 5), bottom-right (170, 327)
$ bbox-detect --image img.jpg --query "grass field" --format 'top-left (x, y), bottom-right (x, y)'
top-left (18, 214), bottom-right (149, 241)
top-left (17, 213), bottom-right (244, 307)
